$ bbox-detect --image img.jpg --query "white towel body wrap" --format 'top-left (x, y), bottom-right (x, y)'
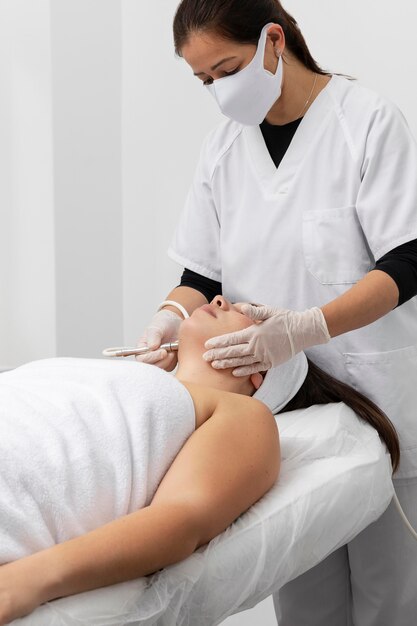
top-left (0, 358), bottom-right (196, 563)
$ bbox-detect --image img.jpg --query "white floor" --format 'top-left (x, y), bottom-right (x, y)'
top-left (220, 595), bottom-right (277, 625)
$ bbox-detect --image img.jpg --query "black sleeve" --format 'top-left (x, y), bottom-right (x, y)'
top-left (176, 268), bottom-right (223, 304)
top-left (375, 239), bottom-right (417, 307)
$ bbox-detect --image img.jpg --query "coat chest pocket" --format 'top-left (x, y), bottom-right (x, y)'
top-left (302, 206), bottom-right (372, 284)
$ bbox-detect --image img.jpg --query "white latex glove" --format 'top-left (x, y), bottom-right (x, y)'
top-left (135, 309), bottom-right (182, 370)
top-left (202, 303), bottom-right (331, 376)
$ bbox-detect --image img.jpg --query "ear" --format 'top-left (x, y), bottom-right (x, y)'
top-left (266, 23), bottom-right (286, 50)
top-left (250, 372), bottom-right (264, 390)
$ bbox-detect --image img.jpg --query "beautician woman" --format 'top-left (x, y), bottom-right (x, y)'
top-left (135, 1), bottom-right (417, 624)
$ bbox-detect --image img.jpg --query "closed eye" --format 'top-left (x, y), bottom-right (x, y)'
top-left (203, 67), bottom-right (240, 86)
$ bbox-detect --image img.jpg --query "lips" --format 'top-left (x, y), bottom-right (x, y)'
top-left (200, 304), bottom-right (217, 318)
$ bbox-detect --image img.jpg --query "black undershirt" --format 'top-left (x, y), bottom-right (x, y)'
top-left (260, 116), bottom-right (303, 169)
top-left (177, 118), bottom-right (417, 308)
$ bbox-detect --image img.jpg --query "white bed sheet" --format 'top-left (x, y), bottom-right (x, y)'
top-left (13, 402), bottom-right (394, 626)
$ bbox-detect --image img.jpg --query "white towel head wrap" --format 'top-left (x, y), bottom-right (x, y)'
top-left (252, 352), bottom-right (309, 414)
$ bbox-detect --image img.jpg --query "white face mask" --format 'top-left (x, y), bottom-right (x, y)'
top-left (205, 23), bottom-right (283, 126)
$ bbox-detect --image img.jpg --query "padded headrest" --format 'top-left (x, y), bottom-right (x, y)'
top-left (253, 352), bottom-right (308, 414)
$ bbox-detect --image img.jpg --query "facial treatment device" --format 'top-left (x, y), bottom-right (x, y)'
top-left (102, 342), bottom-right (179, 358)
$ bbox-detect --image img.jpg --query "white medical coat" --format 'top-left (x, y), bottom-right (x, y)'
top-left (168, 75), bottom-right (417, 478)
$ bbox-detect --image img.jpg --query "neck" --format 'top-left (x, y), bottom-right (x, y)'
top-left (265, 57), bottom-right (331, 125)
top-left (175, 354), bottom-right (254, 395)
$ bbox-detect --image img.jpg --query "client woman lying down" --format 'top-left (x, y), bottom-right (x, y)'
top-left (0, 296), bottom-right (399, 624)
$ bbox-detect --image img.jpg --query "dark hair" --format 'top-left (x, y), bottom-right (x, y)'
top-left (173, 0), bottom-right (330, 75)
top-left (280, 359), bottom-right (400, 474)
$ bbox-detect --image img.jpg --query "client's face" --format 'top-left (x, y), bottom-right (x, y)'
top-left (175, 295), bottom-right (263, 395)
top-left (180, 295), bottom-right (256, 342)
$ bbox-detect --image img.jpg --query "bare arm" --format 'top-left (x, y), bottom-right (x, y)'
top-left (321, 269), bottom-right (399, 337)
top-left (0, 500), bottom-right (201, 623)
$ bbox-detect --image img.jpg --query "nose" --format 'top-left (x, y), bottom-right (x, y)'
top-left (211, 295), bottom-right (229, 310)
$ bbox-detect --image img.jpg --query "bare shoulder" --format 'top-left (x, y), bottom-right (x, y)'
top-left (213, 390), bottom-right (274, 421)
top-left (178, 380), bottom-right (272, 429)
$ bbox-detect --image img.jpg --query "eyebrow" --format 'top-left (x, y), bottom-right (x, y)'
top-left (194, 56), bottom-right (237, 76)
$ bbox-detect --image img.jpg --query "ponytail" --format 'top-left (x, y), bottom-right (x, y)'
top-left (281, 359), bottom-right (400, 474)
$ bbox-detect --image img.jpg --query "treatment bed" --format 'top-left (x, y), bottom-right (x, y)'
top-left (12, 398), bottom-right (393, 625)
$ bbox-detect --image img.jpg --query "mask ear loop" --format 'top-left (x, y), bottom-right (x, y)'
top-left (234, 23), bottom-right (274, 78)
top-left (257, 23), bottom-right (283, 81)
top-left (255, 23), bottom-right (275, 66)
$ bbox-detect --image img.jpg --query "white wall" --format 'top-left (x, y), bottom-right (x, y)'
top-left (286, 0), bottom-right (417, 135)
top-left (51, 0), bottom-right (123, 358)
top-left (121, 0), bottom-right (223, 344)
top-left (0, 0), bottom-right (55, 370)
top-left (0, 0), bottom-right (14, 370)
top-left (0, 0), bottom-right (123, 369)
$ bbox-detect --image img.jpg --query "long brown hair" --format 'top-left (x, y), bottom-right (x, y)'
top-left (173, 0), bottom-right (330, 75)
top-left (281, 359), bottom-right (400, 474)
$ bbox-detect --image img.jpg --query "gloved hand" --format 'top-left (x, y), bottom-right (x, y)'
top-left (135, 309), bottom-right (182, 371)
top-left (203, 303), bottom-right (331, 376)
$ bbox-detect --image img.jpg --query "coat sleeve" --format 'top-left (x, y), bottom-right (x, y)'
top-left (356, 99), bottom-right (417, 261)
top-left (167, 132), bottom-right (222, 282)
